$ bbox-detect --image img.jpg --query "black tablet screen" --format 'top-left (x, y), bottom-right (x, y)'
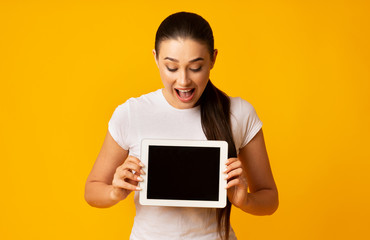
top-left (147, 145), bottom-right (220, 201)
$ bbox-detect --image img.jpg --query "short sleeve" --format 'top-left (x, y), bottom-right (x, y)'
top-left (107, 101), bottom-right (131, 150)
top-left (230, 97), bottom-right (263, 150)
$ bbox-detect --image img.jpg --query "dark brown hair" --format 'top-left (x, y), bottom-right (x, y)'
top-left (155, 12), bottom-right (237, 240)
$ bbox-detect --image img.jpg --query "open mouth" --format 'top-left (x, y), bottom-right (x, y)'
top-left (175, 88), bottom-right (195, 102)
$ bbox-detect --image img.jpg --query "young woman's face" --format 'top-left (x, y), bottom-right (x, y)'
top-left (154, 38), bottom-right (217, 109)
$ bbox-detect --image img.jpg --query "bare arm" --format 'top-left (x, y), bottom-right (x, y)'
top-left (84, 130), bottom-right (144, 208)
top-left (225, 128), bottom-right (279, 215)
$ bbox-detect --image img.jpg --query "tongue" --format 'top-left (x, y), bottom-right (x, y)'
top-left (179, 90), bottom-right (192, 99)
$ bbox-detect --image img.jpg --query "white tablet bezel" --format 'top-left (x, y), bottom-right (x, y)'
top-left (139, 139), bottom-right (228, 208)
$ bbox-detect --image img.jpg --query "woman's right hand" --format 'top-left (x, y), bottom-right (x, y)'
top-left (111, 156), bottom-right (145, 201)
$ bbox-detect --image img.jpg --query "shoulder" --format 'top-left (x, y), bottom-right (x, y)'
top-left (114, 89), bottom-right (162, 111)
top-left (108, 89), bottom-right (162, 148)
top-left (229, 96), bottom-right (263, 150)
top-left (229, 96), bottom-right (257, 117)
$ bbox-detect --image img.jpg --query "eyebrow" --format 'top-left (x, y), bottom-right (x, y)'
top-left (164, 57), bottom-right (204, 63)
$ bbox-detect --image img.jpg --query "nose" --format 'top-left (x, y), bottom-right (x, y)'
top-left (177, 69), bottom-right (191, 87)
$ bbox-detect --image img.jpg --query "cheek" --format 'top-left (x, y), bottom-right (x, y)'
top-left (194, 71), bottom-right (210, 85)
top-left (162, 71), bottom-right (175, 79)
top-left (159, 69), bottom-right (174, 86)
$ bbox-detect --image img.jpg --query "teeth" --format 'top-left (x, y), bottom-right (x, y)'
top-left (177, 89), bottom-right (192, 93)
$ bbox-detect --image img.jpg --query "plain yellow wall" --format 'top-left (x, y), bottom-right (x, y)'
top-left (1, 0), bottom-right (369, 239)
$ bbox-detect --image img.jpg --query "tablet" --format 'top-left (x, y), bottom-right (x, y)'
top-left (139, 139), bottom-right (228, 208)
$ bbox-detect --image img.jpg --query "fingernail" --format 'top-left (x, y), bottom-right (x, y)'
top-left (137, 176), bottom-right (143, 181)
top-left (140, 170), bottom-right (146, 175)
top-left (224, 167), bottom-right (228, 173)
top-left (136, 186), bottom-right (142, 191)
top-left (139, 162), bottom-right (144, 167)
top-left (224, 174), bottom-right (228, 180)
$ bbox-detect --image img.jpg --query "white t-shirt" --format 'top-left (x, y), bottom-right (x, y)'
top-left (108, 89), bottom-right (263, 240)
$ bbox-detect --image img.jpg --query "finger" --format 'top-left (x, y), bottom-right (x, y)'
top-left (225, 178), bottom-right (241, 189)
top-left (112, 178), bottom-right (142, 191)
top-left (126, 178), bottom-right (140, 186)
top-left (122, 156), bottom-right (145, 175)
top-left (130, 167), bottom-right (146, 176)
top-left (224, 167), bottom-right (243, 180)
top-left (224, 160), bottom-right (242, 173)
top-left (126, 155), bottom-right (145, 167)
top-left (134, 169), bottom-right (146, 177)
top-left (117, 169), bottom-right (143, 182)
top-left (226, 158), bottom-right (238, 166)
top-left (121, 162), bottom-right (143, 174)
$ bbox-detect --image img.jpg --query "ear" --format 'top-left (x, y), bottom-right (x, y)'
top-left (153, 49), bottom-right (159, 68)
top-left (210, 49), bottom-right (218, 69)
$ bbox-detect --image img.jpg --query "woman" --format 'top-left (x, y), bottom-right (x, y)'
top-left (85, 11), bottom-right (278, 240)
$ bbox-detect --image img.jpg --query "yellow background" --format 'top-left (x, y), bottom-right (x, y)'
top-left (1, 0), bottom-right (369, 239)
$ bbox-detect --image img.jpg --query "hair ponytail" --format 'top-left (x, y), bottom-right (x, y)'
top-left (198, 80), bottom-right (237, 240)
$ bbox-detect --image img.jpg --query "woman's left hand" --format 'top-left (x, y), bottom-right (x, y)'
top-left (225, 157), bottom-right (249, 208)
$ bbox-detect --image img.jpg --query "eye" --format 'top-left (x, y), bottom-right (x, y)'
top-left (190, 66), bottom-right (202, 72)
top-left (166, 66), bottom-right (178, 72)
